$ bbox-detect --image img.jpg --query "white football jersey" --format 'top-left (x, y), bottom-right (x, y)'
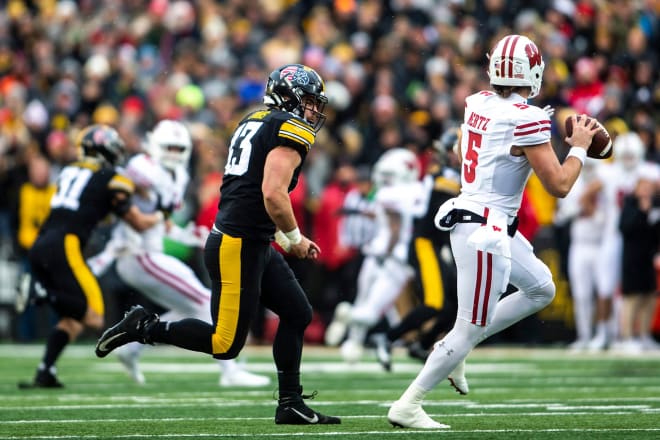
top-left (458, 91), bottom-right (551, 216)
top-left (362, 180), bottom-right (426, 261)
top-left (596, 159), bottom-right (660, 235)
top-left (112, 153), bottom-right (189, 253)
top-left (556, 161), bottom-right (606, 245)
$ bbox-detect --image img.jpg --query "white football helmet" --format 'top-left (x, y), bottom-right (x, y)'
top-left (613, 132), bottom-right (645, 171)
top-left (372, 148), bottom-right (420, 188)
top-left (145, 120), bottom-right (192, 170)
top-left (488, 34), bottom-right (545, 98)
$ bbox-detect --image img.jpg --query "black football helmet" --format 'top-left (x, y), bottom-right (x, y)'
top-left (433, 126), bottom-right (460, 170)
top-left (77, 124), bottom-right (126, 167)
top-left (263, 63), bottom-right (328, 131)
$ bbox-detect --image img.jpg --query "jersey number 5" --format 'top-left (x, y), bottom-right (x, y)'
top-left (225, 121), bottom-right (262, 176)
top-left (463, 130), bottom-right (482, 183)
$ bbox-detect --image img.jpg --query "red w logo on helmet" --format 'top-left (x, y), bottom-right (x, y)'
top-left (525, 43), bottom-right (542, 68)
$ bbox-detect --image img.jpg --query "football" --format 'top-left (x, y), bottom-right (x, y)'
top-left (564, 115), bottom-right (613, 159)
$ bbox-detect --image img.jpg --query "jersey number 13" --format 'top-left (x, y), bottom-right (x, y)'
top-left (225, 121), bottom-right (263, 176)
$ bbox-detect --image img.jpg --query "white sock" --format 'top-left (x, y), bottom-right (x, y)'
top-left (414, 320), bottom-right (479, 390)
top-left (397, 382), bottom-right (429, 405)
top-left (219, 358), bottom-right (239, 374)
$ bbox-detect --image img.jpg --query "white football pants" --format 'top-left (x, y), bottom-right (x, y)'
top-left (411, 222), bottom-right (555, 391)
top-left (568, 241), bottom-right (599, 342)
top-left (115, 251), bottom-right (242, 374)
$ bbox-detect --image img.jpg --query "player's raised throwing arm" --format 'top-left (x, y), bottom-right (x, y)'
top-left (520, 115), bottom-right (599, 198)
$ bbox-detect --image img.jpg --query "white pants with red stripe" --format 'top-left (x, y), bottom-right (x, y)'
top-left (410, 222), bottom-right (555, 391)
top-left (452, 222), bottom-right (553, 327)
top-left (115, 251), bottom-right (211, 321)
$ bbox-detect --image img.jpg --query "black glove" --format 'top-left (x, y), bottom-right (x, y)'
top-left (156, 193), bottom-right (175, 218)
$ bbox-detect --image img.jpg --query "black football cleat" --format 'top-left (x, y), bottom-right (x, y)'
top-left (370, 333), bottom-right (392, 372)
top-left (407, 341), bottom-right (430, 363)
top-left (18, 369), bottom-right (64, 389)
top-left (95, 306), bottom-right (159, 358)
top-left (275, 389), bottom-right (341, 425)
top-left (15, 273), bottom-right (48, 313)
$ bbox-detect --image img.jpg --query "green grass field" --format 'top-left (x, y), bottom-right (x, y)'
top-left (1, 343), bottom-right (659, 439)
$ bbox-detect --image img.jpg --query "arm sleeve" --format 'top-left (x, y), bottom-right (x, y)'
top-left (276, 116), bottom-right (316, 157)
top-left (107, 173), bottom-right (135, 216)
top-left (512, 106), bottom-right (552, 146)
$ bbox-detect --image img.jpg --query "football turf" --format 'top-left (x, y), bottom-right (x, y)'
top-left (2, 343), bottom-right (659, 439)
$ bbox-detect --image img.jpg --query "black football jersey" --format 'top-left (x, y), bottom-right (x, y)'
top-left (414, 169), bottom-right (461, 244)
top-left (215, 109), bottom-right (316, 240)
top-left (39, 161), bottom-right (135, 245)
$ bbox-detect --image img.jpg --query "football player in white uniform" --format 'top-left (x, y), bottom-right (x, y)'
top-left (325, 148), bottom-right (424, 368)
top-left (585, 132), bottom-right (660, 350)
top-left (88, 120), bottom-right (270, 387)
top-left (388, 34), bottom-right (600, 429)
top-left (554, 158), bottom-right (605, 351)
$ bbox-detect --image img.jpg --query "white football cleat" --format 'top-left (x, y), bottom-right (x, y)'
top-left (388, 400), bottom-right (449, 429)
top-left (448, 359), bottom-right (469, 395)
top-left (220, 369), bottom-right (271, 387)
top-left (567, 338), bottom-right (590, 352)
top-left (340, 339), bottom-right (364, 364)
top-left (117, 346), bottom-right (145, 385)
top-left (587, 332), bottom-right (609, 351)
top-left (640, 335), bottom-right (660, 351)
top-left (324, 301), bottom-right (352, 346)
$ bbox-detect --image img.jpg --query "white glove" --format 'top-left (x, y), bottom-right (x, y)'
top-left (166, 222), bottom-right (209, 247)
top-left (434, 197), bottom-right (457, 231)
top-left (193, 224), bottom-right (210, 244)
top-left (542, 105), bottom-right (555, 118)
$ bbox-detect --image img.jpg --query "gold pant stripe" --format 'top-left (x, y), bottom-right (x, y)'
top-left (212, 235), bottom-right (242, 354)
top-left (415, 237), bottom-right (444, 309)
top-left (64, 234), bottom-right (104, 315)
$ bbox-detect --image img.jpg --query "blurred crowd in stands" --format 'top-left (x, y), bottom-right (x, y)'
top-left (0, 0), bottom-right (658, 345)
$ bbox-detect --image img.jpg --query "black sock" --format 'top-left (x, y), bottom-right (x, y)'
top-left (149, 319), bottom-right (214, 354)
top-left (386, 306), bottom-right (437, 342)
top-left (278, 371), bottom-right (301, 400)
top-left (41, 328), bottom-right (70, 371)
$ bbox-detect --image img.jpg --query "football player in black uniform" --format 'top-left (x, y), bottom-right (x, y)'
top-left (389, 129), bottom-right (462, 362)
top-left (18, 125), bottom-right (165, 389)
top-left (369, 129), bottom-right (465, 392)
top-left (95, 64), bottom-right (341, 425)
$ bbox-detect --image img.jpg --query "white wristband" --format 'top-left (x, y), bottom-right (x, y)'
top-left (154, 211), bottom-right (165, 222)
top-left (284, 227), bottom-right (302, 245)
top-left (274, 230), bottom-right (291, 252)
top-left (567, 147), bottom-right (586, 166)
